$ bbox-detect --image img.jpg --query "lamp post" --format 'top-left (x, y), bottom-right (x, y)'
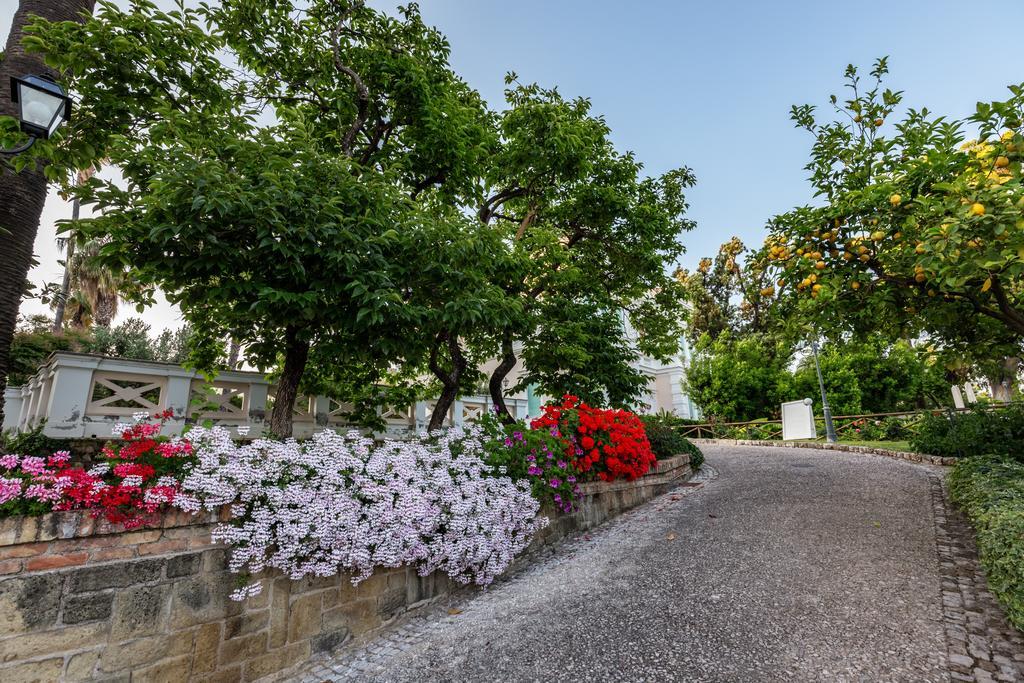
top-left (809, 338), bottom-right (838, 443)
top-left (2, 74), bottom-right (72, 156)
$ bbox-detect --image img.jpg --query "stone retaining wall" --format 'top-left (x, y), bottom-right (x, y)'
top-left (691, 438), bottom-right (956, 466)
top-left (0, 456), bottom-right (692, 682)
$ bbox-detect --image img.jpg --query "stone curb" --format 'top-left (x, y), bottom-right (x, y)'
top-left (690, 438), bottom-right (957, 467)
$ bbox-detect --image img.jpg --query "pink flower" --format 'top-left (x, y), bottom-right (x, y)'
top-left (25, 484), bottom-right (60, 502)
top-left (47, 451), bottom-right (71, 467)
top-left (0, 454), bottom-right (19, 470)
top-left (0, 477), bottom-right (23, 504)
top-left (20, 457), bottom-right (46, 475)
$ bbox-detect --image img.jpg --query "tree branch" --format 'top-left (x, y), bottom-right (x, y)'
top-left (331, 1), bottom-right (371, 157)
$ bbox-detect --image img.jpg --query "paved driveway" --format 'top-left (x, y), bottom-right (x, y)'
top-left (298, 445), bottom-right (1024, 682)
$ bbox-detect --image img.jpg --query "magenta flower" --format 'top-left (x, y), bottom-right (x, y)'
top-left (48, 451), bottom-right (71, 467)
top-left (0, 477), bottom-right (22, 504)
top-left (20, 456), bottom-right (46, 476)
top-left (25, 484), bottom-right (59, 502)
top-left (549, 478), bottom-right (561, 488)
top-left (0, 454), bottom-right (19, 470)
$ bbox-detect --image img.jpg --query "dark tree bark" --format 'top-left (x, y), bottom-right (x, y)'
top-left (268, 326), bottom-right (310, 437)
top-left (487, 330), bottom-right (517, 425)
top-left (93, 292), bottom-right (116, 327)
top-left (0, 0), bottom-right (96, 423)
top-left (51, 234), bottom-right (74, 333)
top-left (427, 331), bottom-right (467, 432)
top-left (227, 338), bottom-right (241, 369)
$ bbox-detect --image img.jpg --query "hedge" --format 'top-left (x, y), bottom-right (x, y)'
top-left (947, 455), bottom-right (1024, 631)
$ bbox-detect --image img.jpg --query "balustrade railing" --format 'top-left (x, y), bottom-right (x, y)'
top-left (1, 352), bottom-right (529, 439)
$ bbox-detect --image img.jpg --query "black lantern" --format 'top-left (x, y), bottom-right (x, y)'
top-left (10, 74), bottom-right (71, 140)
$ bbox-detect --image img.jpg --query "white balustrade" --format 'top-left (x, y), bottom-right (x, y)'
top-left (1, 352), bottom-right (532, 440)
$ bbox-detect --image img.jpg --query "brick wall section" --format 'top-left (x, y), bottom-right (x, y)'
top-left (0, 456), bottom-right (692, 682)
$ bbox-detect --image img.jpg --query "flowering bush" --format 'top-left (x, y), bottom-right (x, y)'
top-left (531, 395), bottom-right (656, 482)
top-left (0, 411), bottom-right (194, 528)
top-left (476, 413), bottom-right (581, 513)
top-left (175, 425), bottom-right (546, 600)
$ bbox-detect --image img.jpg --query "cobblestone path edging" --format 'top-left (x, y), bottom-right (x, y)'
top-left (290, 465), bottom-right (719, 682)
top-left (930, 473), bottom-right (1024, 682)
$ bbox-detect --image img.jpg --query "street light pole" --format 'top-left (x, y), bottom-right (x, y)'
top-left (810, 338), bottom-right (838, 443)
top-left (2, 74), bottom-right (72, 156)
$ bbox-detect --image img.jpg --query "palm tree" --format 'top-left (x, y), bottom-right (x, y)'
top-left (69, 238), bottom-right (122, 328)
top-left (53, 167), bottom-right (97, 333)
top-left (65, 289), bottom-right (92, 329)
top-left (0, 0), bottom-right (98, 428)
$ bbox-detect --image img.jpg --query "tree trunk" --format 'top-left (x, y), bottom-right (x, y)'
top-left (268, 327), bottom-right (309, 438)
top-left (988, 356), bottom-right (1021, 403)
top-left (0, 0), bottom-right (96, 423)
top-left (427, 331), bottom-right (466, 432)
top-left (52, 235), bottom-right (75, 333)
top-left (93, 291), bottom-right (116, 327)
top-left (227, 338), bottom-right (241, 369)
top-left (488, 330), bottom-right (517, 425)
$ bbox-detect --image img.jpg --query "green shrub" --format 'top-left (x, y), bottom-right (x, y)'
top-left (640, 415), bottom-right (690, 460)
top-left (844, 418), bottom-right (884, 441)
top-left (911, 406), bottom-right (1024, 459)
top-left (0, 424), bottom-right (65, 459)
top-left (639, 414), bottom-right (704, 469)
top-left (881, 416), bottom-right (910, 441)
top-left (682, 438), bottom-right (704, 470)
top-left (948, 456), bottom-right (1024, 630)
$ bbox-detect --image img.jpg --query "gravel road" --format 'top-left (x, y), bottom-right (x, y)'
top-left (298, 444), bottom-right (1024, 683)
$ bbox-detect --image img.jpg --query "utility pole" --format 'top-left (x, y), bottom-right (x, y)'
top-left (810, 338), bottom-right (838, 443)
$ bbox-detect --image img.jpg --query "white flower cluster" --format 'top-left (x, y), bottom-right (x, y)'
top-left (176, 426), bottom-right (546, 600)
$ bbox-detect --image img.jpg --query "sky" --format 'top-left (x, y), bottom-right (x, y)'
top-left (5, 0), bottom-right (1024, 333)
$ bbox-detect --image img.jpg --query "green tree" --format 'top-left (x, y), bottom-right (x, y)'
top-left (678, 236), bottom-right (800, 345)
top-left (6, 315), bottom-right (85, 387)
top-left (684, 333), bottom-right (794, 422)
top-left (764, 59), bottom-right (1023, 384)
top-left (29, 0), bottom-right (496, 436)
top-left (476, 81), bottom-right (693, 419)
top-left (790, 340), bottom-right (931, 417)
top-left (516, 304), bottom-right (649, 408)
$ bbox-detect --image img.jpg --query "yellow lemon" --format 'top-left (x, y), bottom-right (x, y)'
top-left (970, 203), bottom-right (985, 216)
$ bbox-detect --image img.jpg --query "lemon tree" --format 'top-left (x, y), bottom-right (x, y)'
top-left (764, 59), bottom-right (1024, 351)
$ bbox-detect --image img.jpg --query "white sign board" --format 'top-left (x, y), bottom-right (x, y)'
top-left (781, 399), bottom-right (817, 440)
top-left (951, 386), bottom-right (965, 410)
top-left (964, 384), bottom-right (977, 404)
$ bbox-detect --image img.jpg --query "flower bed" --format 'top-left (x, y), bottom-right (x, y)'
top-left (1, 411), bottom-right (192, 527)
top-left (530, 395), bottom-right (657, 482)
top-left (176, 425), bottom-right (545, 600)
top-left (0, 399), bottom-right (678, 606)
top-left (0, 449), bottom-right (694, 682)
